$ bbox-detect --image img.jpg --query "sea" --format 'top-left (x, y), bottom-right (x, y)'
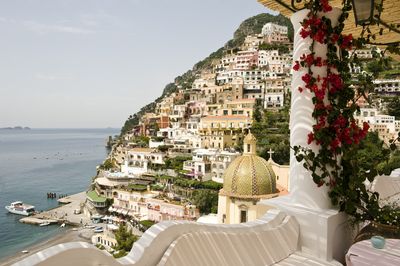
top-left (0, 128), bottom-right (118, 260)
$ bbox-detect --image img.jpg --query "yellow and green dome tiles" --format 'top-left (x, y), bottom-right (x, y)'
top-left (222, 154), bottom-right (276, 198)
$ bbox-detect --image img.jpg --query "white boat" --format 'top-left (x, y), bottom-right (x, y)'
top-left (93, 226), bottom-right (103, 233)
top-left (5, 201), bottom-right (35, 216)
top-left (39, 222), bottom-right (50, 227)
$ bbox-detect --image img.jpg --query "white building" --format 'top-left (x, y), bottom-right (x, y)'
top-left (262, 22), bottom-right (288, 36)
top-left (261, 22), bottom-right (289, 43)
top-left (374, 79), bottom-right (400, 95)
top-left (355, 107), bottom-right (399, 143)
top-left (121, 148), bottom-right (165, 175)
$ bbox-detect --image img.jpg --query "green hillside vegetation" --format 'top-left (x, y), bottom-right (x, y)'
top-left (252, 107), bottom-right (290, 165)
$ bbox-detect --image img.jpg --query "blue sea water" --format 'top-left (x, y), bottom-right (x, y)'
top-left (0, 128), bottom-right (118, 260)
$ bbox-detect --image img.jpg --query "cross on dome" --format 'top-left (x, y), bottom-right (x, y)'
top-left (267, 148), bottom-right (275, 161)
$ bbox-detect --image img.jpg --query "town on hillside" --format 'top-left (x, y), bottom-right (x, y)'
top-left (85, 20), bottom-right (400, 256)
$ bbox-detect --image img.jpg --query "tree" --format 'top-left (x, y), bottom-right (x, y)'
top-left (164, 156), bottom-right (192, 172)
top-left (100, 158), bottom-right (115, 170)
top-left (192, 190), bottom-right (218, 214)
top-left (253, 99), bottom-right (263, 123)
top-left (355, 132), bottom-right (389, 172)
top-left (387, 97), bottom-right (400, 120)
top-left (157, 145), bottom-right (173, 153)
top-left (251, 109), bottom-right (290, 165)
top-left (113, 224), bottom-right (138, 257)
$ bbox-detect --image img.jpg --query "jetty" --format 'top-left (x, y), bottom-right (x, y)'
top-left (20, 192), bottom-right (90, 226)
top-left (20, 217), bottom-right (58, 225)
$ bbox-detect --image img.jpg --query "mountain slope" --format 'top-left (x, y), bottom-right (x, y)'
top-left (120, 13), bottom-right (292, 136)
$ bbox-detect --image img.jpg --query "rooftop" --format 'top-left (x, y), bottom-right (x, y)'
top-left (86, 190), bottom-right (107, 203)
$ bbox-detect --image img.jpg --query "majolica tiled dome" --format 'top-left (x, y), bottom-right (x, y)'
top-left (222, 133), bottom-right (276, 198)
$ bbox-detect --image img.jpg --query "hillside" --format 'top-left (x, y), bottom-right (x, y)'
top-left (120, 13), bottom-right (292, 135)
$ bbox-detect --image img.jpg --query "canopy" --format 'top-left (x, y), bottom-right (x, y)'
top-left (257, 0), bottom-right (400, 46)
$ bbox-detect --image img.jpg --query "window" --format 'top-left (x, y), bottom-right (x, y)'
top-left (240, 210), bottom-right (247, 223)
top-left (247, 144), bottom-right (251, 153)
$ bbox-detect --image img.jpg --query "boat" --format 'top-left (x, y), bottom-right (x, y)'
top-left (60, 223), bottom-right (66, 228)
top-left (93, 226), bottom-right (103, 233)
top-left (5, 201), bottom-right (35, 216)
top-left (21, 250), bottom-right (29, 254)
top-left (39, 222), bottom-right (50, 227)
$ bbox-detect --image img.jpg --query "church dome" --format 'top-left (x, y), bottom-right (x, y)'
top-left (222, 133), bottom-right (276, 198)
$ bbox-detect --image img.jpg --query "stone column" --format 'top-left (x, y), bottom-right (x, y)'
top-left (289, 8), bottom-right (341, 210)
top-left (261, 8), bottom-right (352, 263)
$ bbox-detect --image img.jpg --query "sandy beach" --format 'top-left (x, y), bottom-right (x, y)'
top-left (0, 227), bottom-right (94, 266)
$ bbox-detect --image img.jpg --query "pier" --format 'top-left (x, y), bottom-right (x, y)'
top-left (20, 192), bottom-right (90, 226)
top-left (19, 217), bottom-right (58, 225)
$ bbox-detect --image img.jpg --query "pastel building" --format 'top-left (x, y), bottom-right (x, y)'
top-left (234, 50), bottom-right (259, 70)
top-left (199, 115), bottom-right (251, 149)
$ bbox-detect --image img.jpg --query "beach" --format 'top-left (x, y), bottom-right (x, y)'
top-left (0, 227), bottom-right (93, 266)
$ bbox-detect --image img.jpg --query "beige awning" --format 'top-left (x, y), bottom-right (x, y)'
top-left (257, 0), bottom-right (400, 46)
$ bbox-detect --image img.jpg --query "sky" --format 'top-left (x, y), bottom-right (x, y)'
top-left (0, 0), bottom-right (273, 128)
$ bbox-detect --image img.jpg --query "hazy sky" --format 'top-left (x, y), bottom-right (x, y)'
top-left (0, 0), bottom-right (273, 128)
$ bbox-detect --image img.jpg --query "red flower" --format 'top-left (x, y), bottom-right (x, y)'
top-left (315, 89), bottom-right (325, 100)
top-left (327, 73), bottom-right (343, 93)
top-left (335, 115), bottom-right (347, 128)
top-left (321, 0), bottom-right (332, 12)
top-left (340, 34), bottom-right (353, 50)
top-left (302, 73), bottom-right (312, 84)
top-left (362, 121), bottom-right (370, 131)
top-left (293, 61), bottom-right (300, 71)
top-left (315, 103), bottom-right (325, 110)
top-left (314, 57), bottom-right (323, 67)
top-left (307, 132), bottom-right (314, 144)
top-left (342, 128), bottom-right (352, 145)
top-left (313, 30), bottom-right (326, 43)
top-left (305, 54), bottom-right (314, 66)
top-left (331, 34), bottom-right (339, 43)
top-left (330, 138), bottom-right (340, 151)
top-left (298, 87), bottom-right (304, 93)
top-left (300, 28), bottom-right (311, 39)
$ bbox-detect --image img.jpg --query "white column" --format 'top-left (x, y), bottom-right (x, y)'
top-left (289, 8), bottom-right (342, 210)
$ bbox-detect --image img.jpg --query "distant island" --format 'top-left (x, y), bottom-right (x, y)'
top-left (0, 126), bottom-right (31, 130)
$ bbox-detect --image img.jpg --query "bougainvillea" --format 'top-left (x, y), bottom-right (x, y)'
top-left (292, 0), bottom-right (400, 226)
